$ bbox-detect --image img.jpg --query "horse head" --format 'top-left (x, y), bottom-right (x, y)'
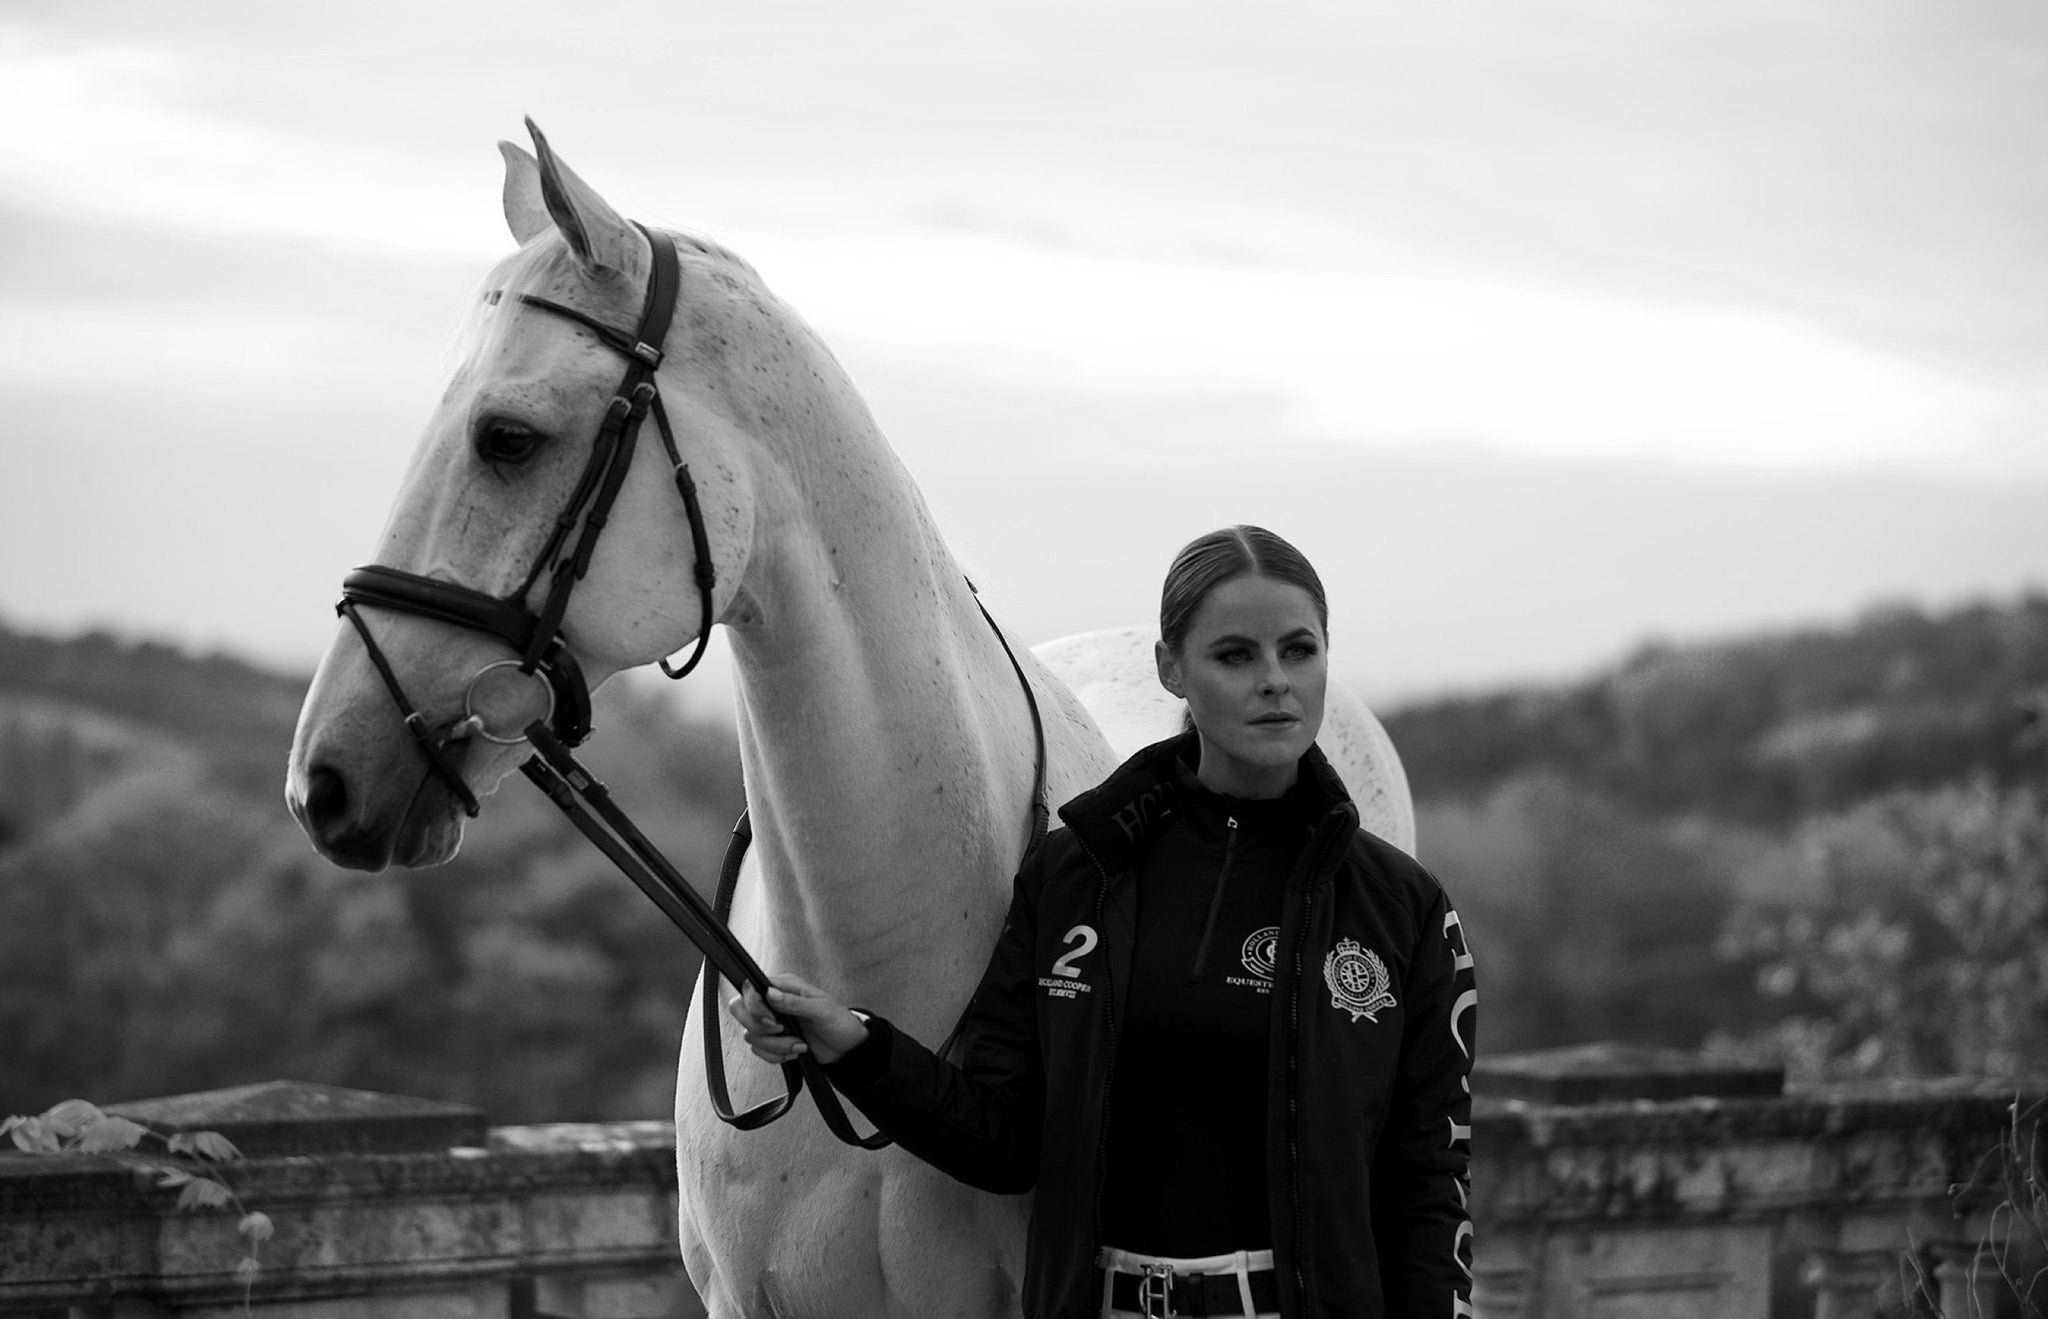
top-left (287, 121), bottom-right (769, 869)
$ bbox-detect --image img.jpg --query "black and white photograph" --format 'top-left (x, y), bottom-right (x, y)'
top-left (2, 3), bottom-right (2044, 1316)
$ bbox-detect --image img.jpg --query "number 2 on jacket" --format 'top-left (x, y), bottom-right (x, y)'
top-left (1050, 925), bottom-right (1098, 978)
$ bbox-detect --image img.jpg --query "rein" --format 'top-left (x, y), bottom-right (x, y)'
top-left (333, 225), bottom-right (1049, 1148)
top-left (696, 587), bottom-right (1049, 1140)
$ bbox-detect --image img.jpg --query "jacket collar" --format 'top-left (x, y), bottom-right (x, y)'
top-left (1059, 731), bottom-right (1358, 877)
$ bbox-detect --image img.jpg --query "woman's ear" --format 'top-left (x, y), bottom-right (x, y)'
top-left (1154, 639), bottom-right (1185, 698)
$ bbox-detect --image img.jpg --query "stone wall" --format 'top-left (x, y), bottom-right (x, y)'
top-left (0, 1084), bottom-right (698, 1319)
top-left (3, 1057), bottom-right (2041, 1318)
top-left (1472, 1050), bottom-right (2041, 1318)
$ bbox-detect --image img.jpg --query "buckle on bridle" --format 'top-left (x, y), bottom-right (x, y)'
top-left (1138, 1262), bottom-right (1175, 1319)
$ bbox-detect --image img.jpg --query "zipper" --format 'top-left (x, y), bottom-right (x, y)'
top-left (1286, 881), bottom-right (1311, 1313)
top-left (1183, 815), bottom-right (1239, 984)
top-left (1076, 836), bottom-right (1123, 1248)
top-left (1284, 816), bottom-right (1347, 1314)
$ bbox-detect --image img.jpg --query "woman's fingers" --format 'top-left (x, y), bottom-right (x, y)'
top-left (749, 1034), bottom-right (806, 1063)
top-left (726, 988), bottom-right (770, 1033)
top-left (726, 987), bottom-right (799, 1050)
top-left (733, 983), bottom-right (774, 1025)
top-left (726, 973), bottom-right (865, 1066)
top-left (763, 974), bottom-right (834, 1017)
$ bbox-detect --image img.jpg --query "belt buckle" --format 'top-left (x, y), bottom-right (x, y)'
top-left (1138, 1262), bottom-right (1175, 1319)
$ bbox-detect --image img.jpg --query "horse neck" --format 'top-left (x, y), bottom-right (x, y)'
top-left (724, 415), bottom-right (1037, 1024)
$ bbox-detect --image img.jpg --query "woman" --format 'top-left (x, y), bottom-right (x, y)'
top-left (732, 526), bottom-right (1478, 1319)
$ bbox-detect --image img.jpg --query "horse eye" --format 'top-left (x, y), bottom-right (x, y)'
top-left (475, 420), bottom-right (541, 465)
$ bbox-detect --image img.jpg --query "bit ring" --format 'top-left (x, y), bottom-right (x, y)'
top-left (460, 659), bottom-right (557, 745)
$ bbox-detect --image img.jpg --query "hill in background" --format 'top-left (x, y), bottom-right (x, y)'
top-left (1383, 594), bottom-right (2048, 1063)
top-left (3, 594), bottom-right (2043, 1120)
top-left (0, 625), bottom-right (743, 1123)
top-left (1385, 594), bottom-right (2048, 827)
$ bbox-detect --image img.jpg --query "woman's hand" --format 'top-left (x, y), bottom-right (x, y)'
top-left (728, 973), bottom-right (871, 1067)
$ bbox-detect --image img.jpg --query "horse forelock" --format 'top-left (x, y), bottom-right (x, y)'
top-left (438, 239), bottom-right (557, 380)
top-left (439, 222), bottom-right (774, 382)
top-left (439, 234), bottom-right (626, 377)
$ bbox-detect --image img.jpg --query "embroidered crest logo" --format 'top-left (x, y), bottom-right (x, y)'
top-left (1240, 926), bottom-right (1279, 981)
top-left (1323, 938), bottom-right (1397, 1023)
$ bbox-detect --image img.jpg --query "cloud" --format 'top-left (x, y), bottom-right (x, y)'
top-left (752, 222), bottom-right (2034, 471)
top-left (0, 19), bottom-right (501, 257)
top-left (3, 0), bottom-right (2045, 693)
top-left (0, 202), bottom-right (474, 406)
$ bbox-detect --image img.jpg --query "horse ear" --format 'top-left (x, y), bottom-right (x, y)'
top-left (498, 141), bottom-right (550, 245)
top-left (523, 117), bottom-right (637, 273)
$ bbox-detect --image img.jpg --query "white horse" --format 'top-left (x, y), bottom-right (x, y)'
top-left (286, 122), bottom-right (1411, 1319)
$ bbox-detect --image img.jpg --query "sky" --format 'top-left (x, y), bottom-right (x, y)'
top-left (0, 0), bottom-right (2043, 709)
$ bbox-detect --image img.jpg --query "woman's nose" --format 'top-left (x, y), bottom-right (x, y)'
top-left (1259, 658), bottom-right (1289, 694)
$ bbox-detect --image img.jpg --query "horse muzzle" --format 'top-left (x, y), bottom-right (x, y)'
top-left (290, 739), bottom-right (471, 871)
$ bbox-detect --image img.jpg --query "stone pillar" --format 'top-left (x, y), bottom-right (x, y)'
top-left (1472, 1262), bottom-right (1532, 1319)
top-left (1931, 1243), bottom-right (2000, 1319)
top-left (513, 1271), bottom-right (699, 1319)
top-left (1802, 1249), bottom-right (1888, 1319)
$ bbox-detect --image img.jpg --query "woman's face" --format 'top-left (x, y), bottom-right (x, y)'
top-left (1155, 572), bottom-right (1328, 798)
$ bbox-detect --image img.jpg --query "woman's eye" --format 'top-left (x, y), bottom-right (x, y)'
top-left (1216, 648), bottom-right (1251, 664)
top-left (475, 421), bottom-right (541, 465)
top-left (1286, 642), bottom-right (1320, 659)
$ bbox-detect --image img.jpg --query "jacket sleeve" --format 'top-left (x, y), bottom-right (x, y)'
top-left (823, 857), bottom-right (1047, 1194)
top-left (1372, 877), bottom-right (1478, 1317)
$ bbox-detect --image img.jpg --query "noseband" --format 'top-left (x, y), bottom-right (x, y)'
top-left (336, 224), bottom-right (713, 816)
top-left (328, 223), bottom-right (1050, 1149)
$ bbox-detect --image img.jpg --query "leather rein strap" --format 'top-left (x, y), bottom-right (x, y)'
top-left (521, 723), bottom-right (888, 1148)
top-left (526, 580), bottom-right (1048, 1152)
top-left (331, 223), bottom-right (1050, 1150)
top-left (695, 584), bottom-right (1051, 1135)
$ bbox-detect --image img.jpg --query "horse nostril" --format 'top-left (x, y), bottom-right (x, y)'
top-left (304, 764), bottom-right (352, 839)
top-left (296, 760), bottom-right (396, 871)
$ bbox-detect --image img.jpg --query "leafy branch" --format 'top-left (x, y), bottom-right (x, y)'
top-left (4, 1099), bottom-right (273, 1302)
top-left (1944, 1095), bottom-right (2048, 1317)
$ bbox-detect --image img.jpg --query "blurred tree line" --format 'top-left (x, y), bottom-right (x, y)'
top-left (1715, 778), bottom-right (2048, 1079)
top-left (1387, 593), bottom-right (2048, 1080)
top-left (1389, 596), bottom-right (2048, 828)
top-left (3, 593), bottom-right (2044, 1125)
top-left (0, 625), bottom-right (741, 1124)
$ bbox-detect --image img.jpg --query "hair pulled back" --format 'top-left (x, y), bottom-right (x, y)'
top-left (1159, 525), bottom-right (1328, 654)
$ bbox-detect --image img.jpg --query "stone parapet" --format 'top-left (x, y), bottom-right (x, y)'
top-left (4, 1064), bottom-right (2042, 1318)
top-left (1468, 1051), bottom-right (2046, 1319)
top-left (0, 1085), bottom-right (696, 1319)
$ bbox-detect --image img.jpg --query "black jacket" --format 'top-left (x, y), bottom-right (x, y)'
top-left (829, 734), bottom-right (1477, 1318)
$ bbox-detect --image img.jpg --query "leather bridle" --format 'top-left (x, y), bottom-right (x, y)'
top-left (337, 222), bottom-right (711, 816)
top-left (330, 223), bottom-right (1048, 1148)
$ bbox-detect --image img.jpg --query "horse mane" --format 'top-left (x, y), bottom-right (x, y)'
top-left (660, 224), bottom-right (761, 281)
